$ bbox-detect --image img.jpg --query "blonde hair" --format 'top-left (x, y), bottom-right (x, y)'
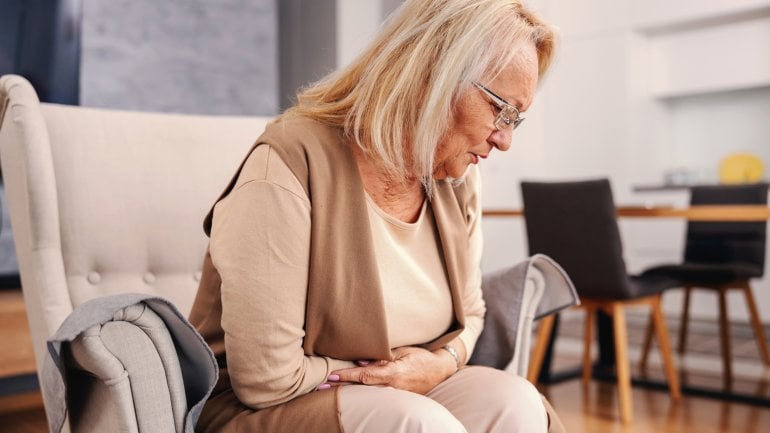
top-left (284, 0), bottom-right (558, 189)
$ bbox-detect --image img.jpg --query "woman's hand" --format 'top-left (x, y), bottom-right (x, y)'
top-left (322, 346), bottom-right (458, 395)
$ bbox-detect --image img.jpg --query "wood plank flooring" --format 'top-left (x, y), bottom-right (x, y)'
top-left (542, 379), bottom-right (770, 433)
top-left (0, 290), bottom-right (36, 378)
top-left (0, 391), bottom-right (46, 433)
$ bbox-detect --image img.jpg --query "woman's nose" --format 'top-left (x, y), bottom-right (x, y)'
top-left (488, 128), bottom-right (512, 152)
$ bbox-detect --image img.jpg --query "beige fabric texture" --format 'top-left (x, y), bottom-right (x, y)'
top-left (207, 145), bottom-right (484, 407)
top-left (191, 114), bottom-right (480, 433)
top-left (206, 145), bottom-right (484, 409)
top-left (66, 305), bottom-right (187, 433)
top-left (115, 304), bottom-right (187, 431)
top-left (43, 295), bottom-right (220, 433)
top-left (364, 169), bottom-right (485, 354)
top-left (339, 366), bottom-right (548, 433)
top-left (71, 321), bottom-right (176, 433)
top-left (209, 144), bottom-right (355, 409)
top-left (0, 74), bottom-right (270, 430)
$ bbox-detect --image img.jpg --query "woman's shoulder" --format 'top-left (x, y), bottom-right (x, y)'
top-left (232, 145), bottom-right (308, 202)
top-left (261, 113), bottom-right (343, 147)
top-left (256, 113), bottom-right (354, 193)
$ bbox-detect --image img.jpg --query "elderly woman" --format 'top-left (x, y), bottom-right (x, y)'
top-left (190, 0), bottom-right (559, 432)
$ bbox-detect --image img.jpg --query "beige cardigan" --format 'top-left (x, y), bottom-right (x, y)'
top-left (189, 115), bottom-right (478, 432)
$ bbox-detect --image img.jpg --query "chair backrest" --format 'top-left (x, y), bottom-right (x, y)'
top-left (0, 74), bottom-right (270, 392)
top-left (685, 184), bottom-right (769, 275)
top-left (521, 179), bottom-right (630, 299)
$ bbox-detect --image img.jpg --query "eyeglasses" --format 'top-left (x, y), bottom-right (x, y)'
top-left (472, 81), bottom-right (525, 131)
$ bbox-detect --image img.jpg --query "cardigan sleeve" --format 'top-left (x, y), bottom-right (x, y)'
top-left (209, 146), bottom-right (355, 410)
top-left (456, 166), bottom-right (487, 360)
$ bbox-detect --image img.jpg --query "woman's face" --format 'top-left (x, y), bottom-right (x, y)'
top-left (433, 43), bottom-right (540, 180)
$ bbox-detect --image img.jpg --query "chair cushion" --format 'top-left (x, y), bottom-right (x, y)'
top-left (577, 274), bottom-right (678, 301)
top-left (641, 262), bottom-right (762, 286)
top-left (619, 274), bottom-right (680, 300)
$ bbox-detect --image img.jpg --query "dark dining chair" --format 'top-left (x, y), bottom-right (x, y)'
top-left (639, 184), bottom-right (770, 380)
top-left (521, 179), bottom-right (681, 423)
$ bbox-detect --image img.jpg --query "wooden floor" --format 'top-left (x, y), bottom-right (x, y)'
top-left (0, 391), bottom-right (46, 433)
top-left (0, 290), bottom-right (37, 378)
top-left (542, 380), bottom-right (770, 433)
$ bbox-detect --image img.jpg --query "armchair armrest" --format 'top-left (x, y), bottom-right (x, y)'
top-left (65, 305), bottom-right (186, 433)
top-left (470, 254), bottom-right (578, 377)
top-left (43, 294), bottom-right (218, 433)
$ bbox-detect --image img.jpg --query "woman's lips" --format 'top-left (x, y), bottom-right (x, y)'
top-left (471, 153), bottom-right (488, 164)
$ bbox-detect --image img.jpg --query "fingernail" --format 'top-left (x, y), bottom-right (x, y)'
top-left (317, 383), bottom-right (331, 390)
top-left (327, 374), bottom-right (340, 382)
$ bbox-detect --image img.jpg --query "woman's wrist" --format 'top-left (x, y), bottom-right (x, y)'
top-left (441, 345), bottom-right (461, 370)
top-left (435, 345), bottom-right (460, 377)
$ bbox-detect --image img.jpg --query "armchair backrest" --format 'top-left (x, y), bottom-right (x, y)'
top-left (0, 74), bottom-right (269, 399)
top-left (685, 183), bottom-right (769, 275)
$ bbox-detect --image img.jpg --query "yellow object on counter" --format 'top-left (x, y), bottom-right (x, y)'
top-left (719, 153), bottom-right (764, 184)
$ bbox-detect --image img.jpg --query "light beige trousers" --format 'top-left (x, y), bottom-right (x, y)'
top-left (339, 366), bottom-right (549, 433)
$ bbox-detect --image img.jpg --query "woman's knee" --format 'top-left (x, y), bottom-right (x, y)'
top-left (476, 368), bottom-right (547, 427)
top-left (340, 385), bottom-right (467, 433)
top-left (431, 367), bottom-right (548, 433)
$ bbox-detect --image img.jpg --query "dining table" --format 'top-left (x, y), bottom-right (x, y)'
top-left (482, 204), bottom-right (770, 221)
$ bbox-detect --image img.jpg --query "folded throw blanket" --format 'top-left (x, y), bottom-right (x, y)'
top-left (470, 254), bottom-right (578, 373)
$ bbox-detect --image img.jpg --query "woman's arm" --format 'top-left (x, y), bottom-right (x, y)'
top-left (330, 166), bottom-right (486, 393)
top-left (210, 146), bottom-right (354, 410)
top-left (456, 164), bottom-right (486, 360)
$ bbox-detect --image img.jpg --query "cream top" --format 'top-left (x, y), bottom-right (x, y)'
top-left (209, 145), bottom-right (485, 409)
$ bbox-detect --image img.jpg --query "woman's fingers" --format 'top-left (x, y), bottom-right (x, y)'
top-left (315, 374), bottom-right (360, 391)
top-left (331, 364), bottom-right (392, 386)
top-left (325, 349), bottom-right (447, 394)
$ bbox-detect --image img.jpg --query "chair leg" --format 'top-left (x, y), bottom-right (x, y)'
top-left (528, 315), bottom-right (556, 383)
top-left (718, 288), bottom-right (733, 381)
top-left (677, 286), bottom-right (692, 355)
top-left (638, 312), bottom-right (654, 371)
top-left (651, 294), bottom-right (681, 400)
top-left (583, 307), bottom-right (595, 384)
top-left (612, 303), bottom-right (633, 423)
top-left (741, 282), bottom-right (770, 366)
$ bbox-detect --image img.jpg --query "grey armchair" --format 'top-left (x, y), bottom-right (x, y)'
top-left (0, 74), bottom-right (268, 432)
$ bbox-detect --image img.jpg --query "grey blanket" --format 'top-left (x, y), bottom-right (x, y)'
top-left (470, 254), bottom-right (578, 371)
top-left (43, 294), bottom-right (218, 433)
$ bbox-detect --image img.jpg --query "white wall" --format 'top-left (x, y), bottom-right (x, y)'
top-left (336, 0), bottom-right (383, 68)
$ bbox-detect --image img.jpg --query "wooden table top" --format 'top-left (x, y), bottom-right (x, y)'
top-left (482, 205), bottom-right (770, 222)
